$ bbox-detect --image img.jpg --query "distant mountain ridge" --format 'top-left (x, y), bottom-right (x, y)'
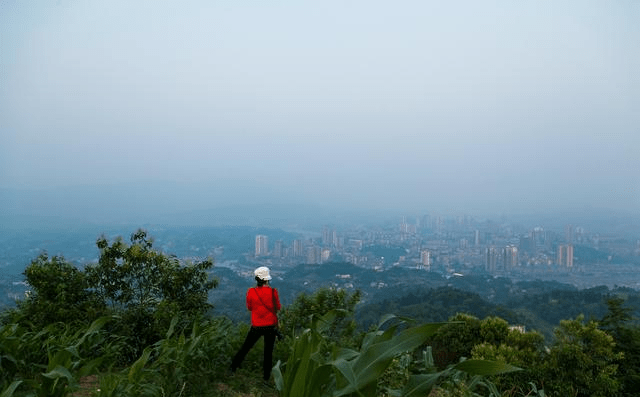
top-left (3, 182), bottom-right (638, 232)
top-left (2, 256), bottom-right (638, 342)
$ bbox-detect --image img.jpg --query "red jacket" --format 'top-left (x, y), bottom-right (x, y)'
top-left (246, 286), bottom-right (281, 327)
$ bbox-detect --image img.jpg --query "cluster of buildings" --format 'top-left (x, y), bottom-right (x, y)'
top-left (248, 215), bottom-right (600, 276)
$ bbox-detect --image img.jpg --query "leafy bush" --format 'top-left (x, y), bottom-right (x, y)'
top-left (10, 254), bottom-right (104, 328)
top-left (542, 315), bottom-right (622, 397)
top-left (87, 229), bottom-right (218, 357)
top-left (428, 313), bottom-right (482, 369)
top-left (279, 287), bottom-right (361, 342)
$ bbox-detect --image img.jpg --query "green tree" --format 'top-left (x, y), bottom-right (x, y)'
top-left (599, 297), bottom-right (640, 396)
top-left (85, 229), bottom-right (217, 356)
top-left (12, 254), bottom-right (103, 327)
top-left (279, 287), bottom-right (361, 345)
top-left (472, 322), bottom-right (546, 395)
top-left (87, 229), bottom-right (216, 314)
top-left (429, 313), bottom-right (482, 369)
top-left (542, 315), bottom-right (622, 397)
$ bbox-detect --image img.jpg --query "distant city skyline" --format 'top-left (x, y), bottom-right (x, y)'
top-left (0, 207), bottom-right (638, 290)
top-left (237, 213), bottom-right (637, 289)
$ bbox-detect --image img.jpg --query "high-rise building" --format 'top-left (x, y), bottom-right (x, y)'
top-left (292, 239), bottom-right (304, 257)
top-left (532, 227), bottom-right (545, 247)
top-left (565, 224), bottom-right (574, 243)
top-left (255, 235), bottom-right (268, 257)
top-left (486, 247), bottom-right (499, 272)
top-left (400, 216), bottom-right (416, 234)
top-left (420, 250), bottom-right (431, 271)
top-left (306, 246), bottom-right (320, 264)
top-left (557, 244), bottom-right (574, 267)
top-left (331, 230), bottom-right (339, 248)
top-left (519, 236), bottom-right (535, 254)
top-left (322, 226), bottom-right (331, 246)
top-left (557, 244), bottom-right (564, 266)
top-left (273, 240), bottom-right (283, 258)
top-left (567, 245), bottom-right (574, 268)
top-left (503, 246), bottom-right (519, 270)
top-left (321, 248), bottom-right (331, 263)
top-left (435, 216), bottom-right (444, 234)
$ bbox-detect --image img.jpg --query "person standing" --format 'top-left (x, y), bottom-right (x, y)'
top-left (230, 266), bottom-right (281, 381)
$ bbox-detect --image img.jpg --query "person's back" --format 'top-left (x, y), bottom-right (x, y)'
top-left (230, 266), bottom-right (281, 381)
top-left (248, 285), bottom-right (280, 327)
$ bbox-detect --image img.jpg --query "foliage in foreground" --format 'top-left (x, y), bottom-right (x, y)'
top-left (0, 312), bottom-right (521, 397)
top-left (1, 300), bottom-right (633, 397)
top-left (0, 315), bottom-right (264, 397)
top-left (0, 317), bottom-right (126, 397)
top-left (541, 315), bottom-right (622, 396)
top-left (273, 311), bottom-right (521, 397)
top-left (5, 229), bottom-right (218, 361)
top-left (2, 229), bottom-right (638, 396)
top-left (93, 316), bottom-right (235, 396)
top-left (437, 312), bottom-right (624, 397)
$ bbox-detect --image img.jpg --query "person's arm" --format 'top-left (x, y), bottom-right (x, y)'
top-left (273, 288), bottom-right (281, 311)
top-left (246, 288), bottom-right (253, 311)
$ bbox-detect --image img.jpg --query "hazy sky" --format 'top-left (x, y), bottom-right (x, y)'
top-left (1, 0), bottom-right (639, 216)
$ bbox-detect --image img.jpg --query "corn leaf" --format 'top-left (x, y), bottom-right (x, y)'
top-left (401, 372), bottom-right (445, 397)
top-left (0, 381), bottom-right (23, 397)
top-left (128, 347), bottom-right (152, 383)
top-left (453, 359), bottom-right (522, 376)
top-left (42, 365), bottom-right (74, 381)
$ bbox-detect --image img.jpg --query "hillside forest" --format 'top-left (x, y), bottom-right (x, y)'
top-left (2, 229), bottom-right (640, 396)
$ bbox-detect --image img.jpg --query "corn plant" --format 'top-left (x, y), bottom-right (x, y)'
top-left (273, 311), bottom-right (338, 397)
top-left (95, 316), bottom-right (235, 396)
top-left (274, 312), bottom-right (521, 397)
top-left (0, 381), bottom-right (22, 397)
top-left (1, 323), bottom-right (23, 390)
top-left (0, 316), bottom-right (124, 397)
top-left (0, 322), bottom-right (56, 388)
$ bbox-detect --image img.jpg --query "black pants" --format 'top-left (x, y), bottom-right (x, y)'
top-left (230, 325), bottom-right (276, 380)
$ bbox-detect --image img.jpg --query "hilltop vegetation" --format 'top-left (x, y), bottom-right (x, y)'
top-left (2, 229), bottom-right (640, 396)
top-left (211, 260), bottom-right (640, 343)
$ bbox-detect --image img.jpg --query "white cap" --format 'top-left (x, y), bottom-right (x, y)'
top-left (254, 266), bottom-right (272, 281)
